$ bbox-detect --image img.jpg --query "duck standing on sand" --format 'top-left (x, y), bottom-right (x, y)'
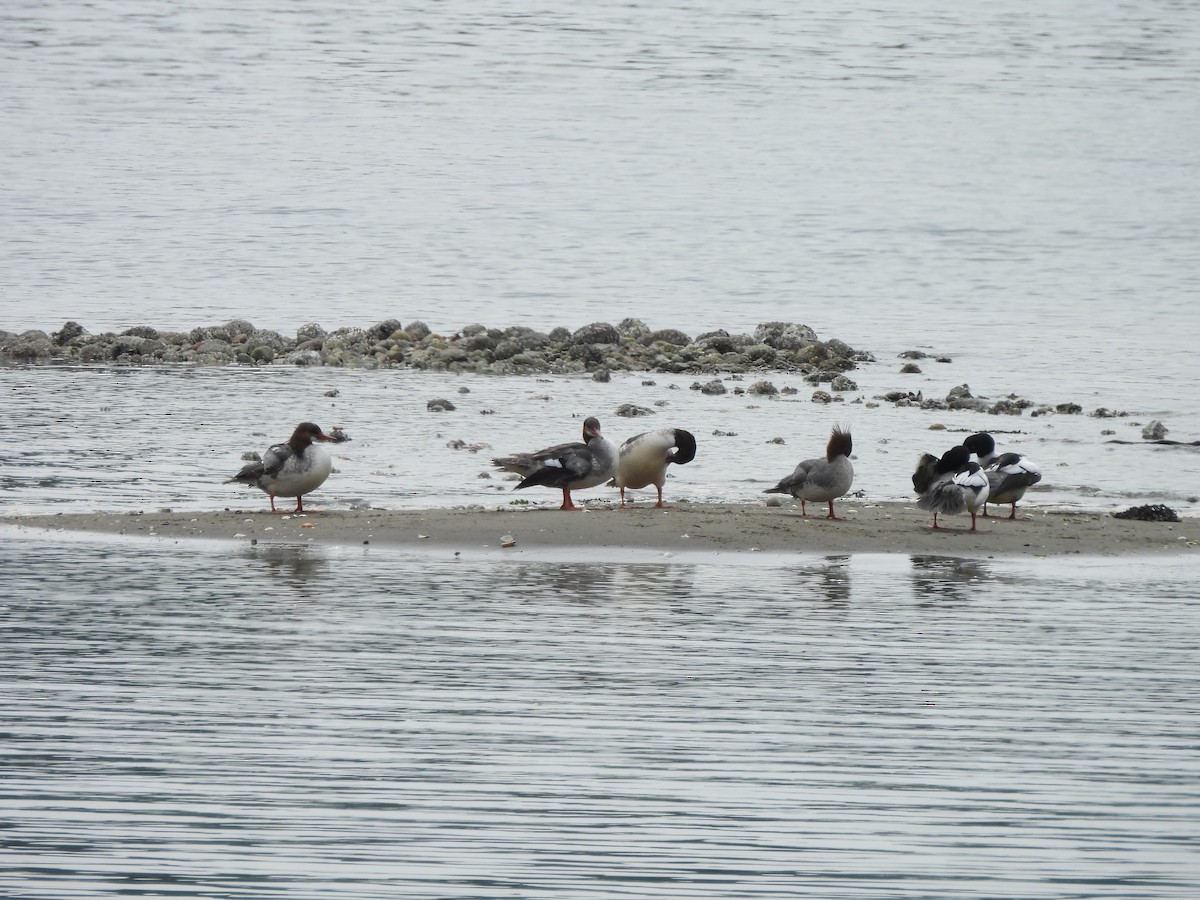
top-left (962, 432), bottom-right (1043, 519)
top-left (763, 426), bottom-right (855, 519)
top-left (226, 421), bottom-right (343, 513)
top-left (492, 416), bottom-right (617, 510)
top-left (612, 428), bottom-right (697, 508)
top-left (912, 445), bottom-right (990, 531)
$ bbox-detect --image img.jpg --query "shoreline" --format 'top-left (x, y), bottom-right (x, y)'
top-left (5, 501), bottom-right (1197, 558)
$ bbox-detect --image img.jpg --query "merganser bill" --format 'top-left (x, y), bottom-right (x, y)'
top-left (491, 416), bottom-right (617, 510)
top-left (613, 428), bottom-right (697, 508)
top-left (913, 445), bottom-right (991, 531)
top-left (226, 421), bottom-right (341, 513)
top-left (962, 432), bottom-right (1043, 519)
top-left (763, 426), bottom-right (855, 519)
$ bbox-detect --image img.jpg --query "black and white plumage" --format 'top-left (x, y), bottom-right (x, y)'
top-left (913, 445), bottom-right (990, 531)
top-left (613, 428), bottom-right (697, 508)
top-left (763, 426), bottom-right (854, 519)
top-left (962, 432), bottom-right (1043, 519)
top-left (226, 421), bottom-right (340, 513)
top-left (492, 416), bottom-right (617, 510)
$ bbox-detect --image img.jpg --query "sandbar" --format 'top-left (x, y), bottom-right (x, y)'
top-left (6, 501), bottom-right (1197, 558)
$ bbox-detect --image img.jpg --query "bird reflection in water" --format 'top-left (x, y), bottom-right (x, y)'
top-left (496, 562), bottom-right (695, 611)
top-left (910, 554), bottom-right (992, 603)
top-left (240, 543), bottom-right (331, 595)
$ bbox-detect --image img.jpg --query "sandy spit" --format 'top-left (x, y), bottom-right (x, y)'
top-left (5, 502), bottom-right (1198, 559)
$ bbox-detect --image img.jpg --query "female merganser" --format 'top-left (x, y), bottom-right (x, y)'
top-left (226, 421), bottom-right (341, 513)
top-left (492, 416), bottom-right (617, 510)
top-left (763, 426), bottom-right (854, 519)
top-left (613, 428), bottom-right (697, 508)
top-left (913, 445), bottom-right (990, 531)
top-left (962, 432), bottom-right (1043, 519)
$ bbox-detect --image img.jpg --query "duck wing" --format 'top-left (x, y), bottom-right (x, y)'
top-left (764, 458), bottom-right (818, 495)
top-left (514, 442), bottom-right (594, 490)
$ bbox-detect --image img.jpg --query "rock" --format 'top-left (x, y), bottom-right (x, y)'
top-left (766, 437), bottom-right (785, 444)
top-left (1113, 504), bottom-right (1179, 523)
top-left (1142, 420), bottom-right (1168, 440)
top-left (754, 322), bottom-right (818, 350)
top-left (616, 318), bottom-right (651, 339)
top-left (427, 398), bottom-right (456, 412)
top-left (368, 319), bottom-right (403, 340)
top-left (696, 329), bottom-right (739, 354)
top-left (1055, 403), bottom-right (1083, 415)
top-left (898, 350), bottom-right (928, 359)
top-left (296, 322), bottom-right (326, 342)
top-left (900, 363), bottom-right (922, 374)
top-left (52, 321), bottom-right (87, 345)
top-left (615, 403), bottom-right (654, 417)
top-left (1090, 407), bottom-right (1128, 418)
top-left (570, 322), bottom-right (620, 345)
top-left (592, 369), bottom-right (611, 383)
top-left (811, 390), bottom-right (833, 404)
top-left (743, 344), bottom-right (777, 365)
top-left (990, 397), bottom-right (1032, 415)
top-left (694, 379), bottom-right (727, 395)
top-left (748, 380), bottom-right (778, 396)
top-left (947, 384), bottom-right (988, 412)
top-left (830, 374), bottom-right (858, 392)
top-left (3, 330), bottom-right (55, 361)
top-left (642, 328), bottom-right (692, 347)
top-left (406, 321), bottom-right (432, 341)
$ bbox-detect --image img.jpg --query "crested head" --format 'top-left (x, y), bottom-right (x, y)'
top-left (582, 416), bottom-right (602, 440)
top-left (671, 429), bottom-right (697, 465)
top-left (826, 425), bottom-right (852, 461)
top-left (290, 421), bottom-right (331, 448)
top-left (939, 445), bottom-right (971, 472)
top-left (962, 432), bottom-right (995, 458)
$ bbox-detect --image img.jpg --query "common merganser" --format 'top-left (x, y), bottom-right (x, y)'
top-left (226, 421), bottom-right (341, 513)
top-left (763, 426), bottom-right (855, 519)
top-left (962, 432), bottom-right (1043, 519)
top-left (492, 416), bottom-right (617, 510)
top-left (913, 445), bottom-right (990, 531)
top-left (612, 428), bottom-right (697, 508)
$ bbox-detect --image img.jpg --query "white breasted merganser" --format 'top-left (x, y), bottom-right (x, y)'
top-left (612, 428), bottom-right (697, 508)
top-left (763, 426), bottom-right (855, 519)
top-left (962, 432), bottom-right (1043, 519)
top-left (913, 445), bottom-right (990, 531)
top-left (226, 421), bottom-right (342, 513)
top-left (492, 416), bottom-right (617, 510)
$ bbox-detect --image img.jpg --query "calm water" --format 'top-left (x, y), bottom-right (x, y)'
top-left (1, 364), bottom-right (1198, 517)
top-left (2, 532), bottom-right (1199, 898)
top-left (2, 1), bottom-right (1198, 365)
top-left (3, 4), bottom-right (1199, 896)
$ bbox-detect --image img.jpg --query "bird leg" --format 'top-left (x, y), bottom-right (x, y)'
top-left (825, 500), bottom-right (845, 521)
top-left (295, 496), bottom-right (306, 513)
top-left (559, 489), bottom-right (581, 511)
top-left (654, 485), bottom-right (666, 509)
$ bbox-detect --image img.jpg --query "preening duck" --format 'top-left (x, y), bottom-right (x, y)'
top-left (492, 416), bottom-right (617, 510)
top-left (962, 432), bottom-right (1043, 519)
top-left (913, 445), bottom-right (990, 531)
top-left (613, 428), bottom-right (697, 508)
top-left (763, 426), bottom-right (854, 519)
top-left (226, 421), bottom-right (341, 513)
